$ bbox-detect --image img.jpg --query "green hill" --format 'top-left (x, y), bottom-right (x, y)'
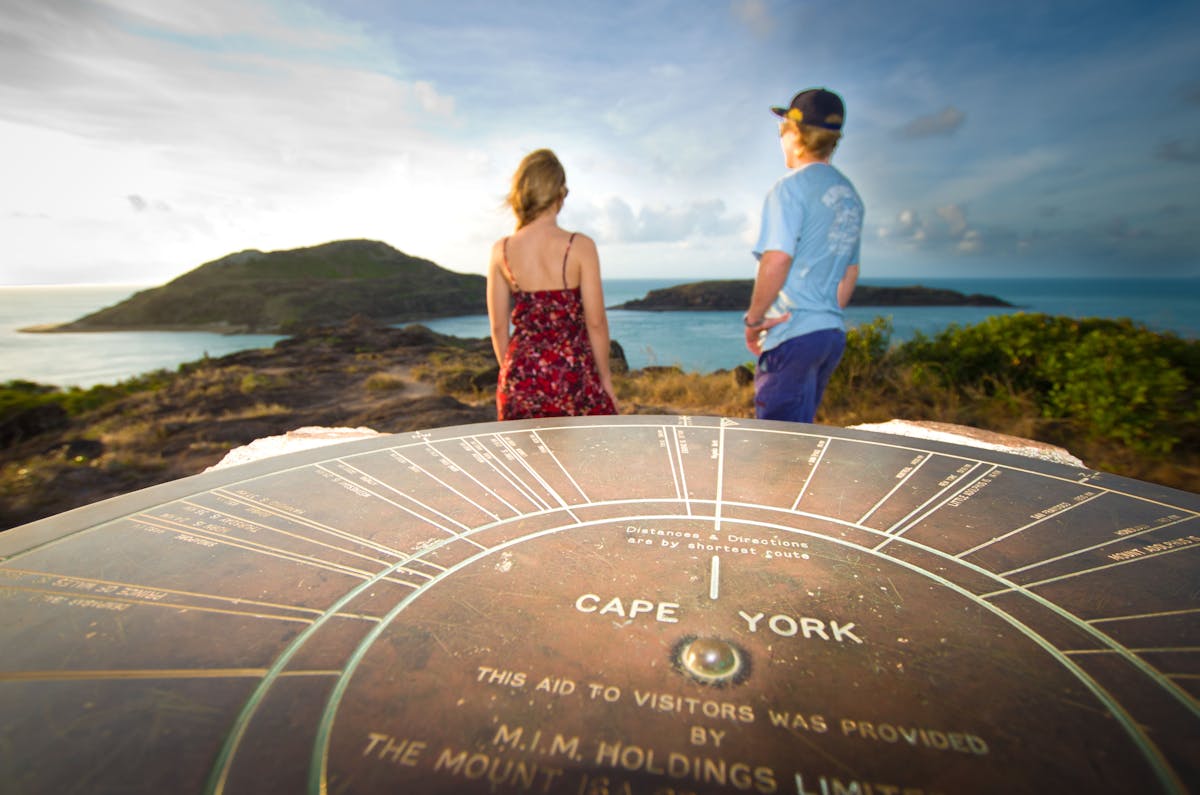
top-left (53, 239), bottom-right (485, 333)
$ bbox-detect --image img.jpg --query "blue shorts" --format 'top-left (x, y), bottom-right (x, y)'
top-left (754, 328), bottom-right (846, 423)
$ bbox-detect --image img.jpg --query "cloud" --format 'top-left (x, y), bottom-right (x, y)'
top-left (732, 0), bottom-right (773, 38)
top-left (0, 1), bottom-right (485, 284)
top-left (878, 208), bottom-right (930, 244)
top-left (1003, 213), bottom-right (1186, 269)
top-left (935, 204), bottom-right (968, 236)
top-left (127, 194), bottom-right (171, 213)
top-left (580, 197), bottom-right (747, 243)
top-left (0, 1), bottom-right (457, 178)
top-left (1154, 138), bottom-right (1200, 164)
top-left (877, 203), bottom-right (1002, 256)
top-left (1102, 217), bottom-right (1152, 241)
top-left (649, 63), bottom-right (686, 81)
top-left (931, 148), bottom-right (1062, 209)
top-left (956, 229), bottom-right (983, 254)
top-left (3, 2), bottom-right (1197, 284)
top-left (895, 107), bottom-right (966, 139)
top-left (412, 80), bottom-right (456, 115)
top-left (895, 209), bottom-right (920, 235)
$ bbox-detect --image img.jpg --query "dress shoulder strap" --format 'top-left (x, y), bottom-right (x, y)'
top-left (501, 237), bottom-right (520, 292)
top-left (561, 232), bottom-right (577, 289)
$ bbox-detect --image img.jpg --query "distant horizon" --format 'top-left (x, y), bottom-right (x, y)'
top-left (4, 273), bottom-right (1199, 290)
top-left (2, 234), bottom-right (1199, 288)
top-left (4, 273), bottom-right (1195, 390)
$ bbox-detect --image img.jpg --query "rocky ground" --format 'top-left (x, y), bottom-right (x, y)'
top-left (1, 319), bottom-right (506, 530)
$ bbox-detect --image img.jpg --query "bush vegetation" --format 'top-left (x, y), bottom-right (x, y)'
top-left (1, 371), bottom-right (174, 441)
top-left (406, 314), bottom-right (1197, 490)
top-left (612, 314), bottom-right (1199, 491)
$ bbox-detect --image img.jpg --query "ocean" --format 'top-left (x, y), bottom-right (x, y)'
top-left (1, 278), bottom-right (1196, 388)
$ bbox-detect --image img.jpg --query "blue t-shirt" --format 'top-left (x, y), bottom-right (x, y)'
top-left (752, 162), bottom-right (864, 352)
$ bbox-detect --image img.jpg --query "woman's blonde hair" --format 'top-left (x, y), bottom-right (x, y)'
top-left (507, 149), bottom-right (567, 228)
top-left (781, 120), bottom-right (842, 161)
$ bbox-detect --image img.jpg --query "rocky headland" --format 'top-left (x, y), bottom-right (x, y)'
top-left (1, 320), bottom-right (500, 529)
top-left (27, 239), bottom-right (486, 334)
top-left (614, 280), bottom-right (1013, 311)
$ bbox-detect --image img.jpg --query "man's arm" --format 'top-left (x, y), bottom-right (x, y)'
top-left (837, 263), bottom-right (860, 308)
top-left (744, 250), bottom-right (793, 355)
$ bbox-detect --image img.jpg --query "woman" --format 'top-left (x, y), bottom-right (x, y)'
top-left (487, 149), bottom-right (618, 420)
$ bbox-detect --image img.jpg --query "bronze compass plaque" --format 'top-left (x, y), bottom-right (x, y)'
top-left (1, 416), bottom-right (1197, 794)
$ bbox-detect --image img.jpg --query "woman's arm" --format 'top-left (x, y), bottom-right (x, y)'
top-left (576, 235), bottom-right (618, 406)
top-left (486, 240), bottom-right (512, 367)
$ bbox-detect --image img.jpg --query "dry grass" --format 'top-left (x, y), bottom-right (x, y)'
top-left (364, 372), bottom-right (408, 392)
top-left (218, 402), bottom-right (291, 420)
top-left (616, 368), bottom-right (755, 417)
top-left (412, 347), bottom-right (1198, 492)
top-left (411, 349), bottom-right (497, 400)
top-left (95, 418), bottom-right (165, 448)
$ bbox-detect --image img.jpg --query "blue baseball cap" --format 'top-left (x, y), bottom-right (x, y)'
top-left (771, 88), bottom-right (845, 131)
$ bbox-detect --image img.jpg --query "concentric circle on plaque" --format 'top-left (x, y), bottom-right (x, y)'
top-left (0, 416), bottom-right (1196, 794)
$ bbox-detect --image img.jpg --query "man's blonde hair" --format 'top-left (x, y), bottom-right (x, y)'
top-left (507, 149), bottom-right (567, 228)
top-left (781, 120), bottom-right (842, 161)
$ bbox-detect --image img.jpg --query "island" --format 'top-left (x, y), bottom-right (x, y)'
top-left (613, 279), bottom-right (1013, 310)
top-left (28, 239), bottom-right (486, 334)
top-left (26, 242), bottom-right (1014, 336)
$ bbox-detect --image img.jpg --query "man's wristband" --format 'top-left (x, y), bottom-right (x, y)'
top-left (744, 313), bottom-right (766, 328)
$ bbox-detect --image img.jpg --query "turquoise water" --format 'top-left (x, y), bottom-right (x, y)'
top-left (424, 277), bottom-right (1200, 372)
top-left (0, 285), bottom-right (285, 388)
top-left (1, 278), bottom-right (1196, 387)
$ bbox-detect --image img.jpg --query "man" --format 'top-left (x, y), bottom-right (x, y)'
top-left (744, 87), bottom-right (864, 423)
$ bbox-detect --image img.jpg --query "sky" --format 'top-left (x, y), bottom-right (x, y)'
top-left (1, 0), bottom-right (1198, 286)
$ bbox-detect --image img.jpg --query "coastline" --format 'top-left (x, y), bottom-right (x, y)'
top-left (19, 321), bottom-right (256, 335)
top-left (3, 277), bottom-right (1197, 388)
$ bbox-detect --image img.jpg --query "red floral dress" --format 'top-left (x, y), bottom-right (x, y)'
top-left (497, 234), bottom-right (617, 420)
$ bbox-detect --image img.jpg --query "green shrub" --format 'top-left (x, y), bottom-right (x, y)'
top-left (0, 380), bottom-right (59, 419)
top-left (838, 316), bottom-right (894, 384)
top-left (894, 314), bottom-right (1198, 455)
top-left (48, 370), bottom-right (172, 416)
top-left (239, 372), bottom-right (272, 393)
